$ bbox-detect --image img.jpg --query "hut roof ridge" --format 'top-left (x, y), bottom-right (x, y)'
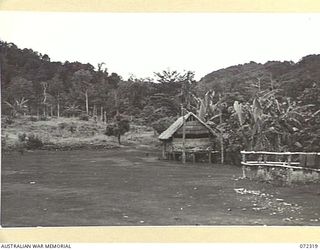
top-left (158, 112), bottom-right (219, 140)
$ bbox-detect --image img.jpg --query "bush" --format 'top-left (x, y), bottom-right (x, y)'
top-left (57, 122), bottom-right (77, 134)
top-left (25, 134), bottom-right (43, 149)
top-left (1, 135), bottom-right (7, 150)
top-left (29, 116), bottom-right (38, 122)
top-left (18, 132), bottom-right (27, 142)
top-left (105, 123), bottom-right (116, 136)
top-left (39, 115), bottom-right (48, 121)
top-left (58, 122), bottom-right (68, 130)
top-left (79, 113), bottom-right (90, 121)
top-left (2, 116), bottom-right (14, 127)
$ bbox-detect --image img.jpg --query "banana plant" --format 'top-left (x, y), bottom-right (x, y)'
top-left (233, 88), bottom-right (311, 151)
top-left (4, 97), bottom-right (29, 117)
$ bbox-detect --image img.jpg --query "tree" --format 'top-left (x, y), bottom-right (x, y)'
top-left (108, 72), bottom-right (121, 116)
top-left (71, 69), bottom-right (93, 115)
top-left (4, 97), bottom-right (29, 117)
top-left (48, 73), bottom-right (64, 117)
top-left (40, 81), bottom-right (48, 116)
top-left (2, 76), bottom-right (35, 115)
top-left (105, 115), bottom-right (130, 144)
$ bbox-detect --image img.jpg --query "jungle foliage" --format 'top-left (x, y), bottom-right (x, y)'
top-left (1, 41), bottom-right (319, 155)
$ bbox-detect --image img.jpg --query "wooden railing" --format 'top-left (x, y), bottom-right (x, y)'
top-left (241, 151), bottom-right (320, 172)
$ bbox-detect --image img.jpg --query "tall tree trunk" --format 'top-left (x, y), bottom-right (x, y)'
top-left (50, 106), bottom-right (53, 117)
top-left (93, 104), bottom-right (97, 117)
top-left (37, 106), bottom-right (40, 118)
top-left (57, 93), bottom-right (60, 118)
top-left (103, 111), bottom-right (107, 123)
top-left (85, 90), bottom-right (89, 115)
top-left (57, 101), bottom-right (60, 118)
top-left (117, 134), bottom-right (121, 145)
top-left (100, 106), bottom-right (103, 121)
top-left (114, 89), bottom-right (119, 116)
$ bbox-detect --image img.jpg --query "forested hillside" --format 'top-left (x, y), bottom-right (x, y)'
top-left (1, 41), bottom-right (319, 156)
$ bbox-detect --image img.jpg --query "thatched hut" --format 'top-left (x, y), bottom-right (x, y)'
top-left (158, 112), bottom-right (220, 162)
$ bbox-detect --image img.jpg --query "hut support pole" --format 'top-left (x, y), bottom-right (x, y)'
top-left (192, 153), bottom-right (196, 164)
top-left (162, 143), bottom-right (166, 159)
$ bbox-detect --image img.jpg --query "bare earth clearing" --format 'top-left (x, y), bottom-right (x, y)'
top-left (1, 146), bottom-right (320, 227)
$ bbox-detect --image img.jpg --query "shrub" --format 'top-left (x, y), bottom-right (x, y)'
top-left (1, 135), bottom-right (7, 150)
top-left (79, 113), bottom-right (90, 121)
top-left (2, 116), bottom-right (14, 127)
top-left (69, 125), bottom-right (76, 133)
top-left (58, 122), bottom-right (68, 130)
top-left (39, 115), bottom-right (48, 121)
top-left (18, 133), bottom-right (27, 142)
top-left (29, 116), bottom-right (38, 122)
top-left (25, 134), bottom-right (43, 149)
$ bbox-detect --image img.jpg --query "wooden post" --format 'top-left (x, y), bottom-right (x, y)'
top-left (162, 143), bottom-right (166, 159)
top-left (209, 151), bottom-right (212, 164)
top-left (288, 154), bottom-right (292, 166)
top-left (181, 104), bottom-right (186, 164)
top-left (242, 152), bottom-right (246, 178)
top-left (192, 153), bottom-right (196, 164)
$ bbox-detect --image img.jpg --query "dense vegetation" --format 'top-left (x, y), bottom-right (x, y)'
top-left (1, 41), bottom-right (319, 158)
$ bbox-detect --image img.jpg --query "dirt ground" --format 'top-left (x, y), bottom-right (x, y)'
top-left (1, 146), bottom-right (320, 227)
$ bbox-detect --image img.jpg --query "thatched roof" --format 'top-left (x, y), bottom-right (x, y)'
top-left (158, 112), bottom-right (219, 141)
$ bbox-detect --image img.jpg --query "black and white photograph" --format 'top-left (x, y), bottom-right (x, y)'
top-left (1, 11), bottom-right (320, 228)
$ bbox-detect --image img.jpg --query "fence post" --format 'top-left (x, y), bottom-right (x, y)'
top-left (241, 152), bottom-right (246, 178)
top-left (288, 154), bottom-right (292, 166)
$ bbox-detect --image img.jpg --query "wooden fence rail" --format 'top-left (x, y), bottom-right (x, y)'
top-left (240, 151), bottom-right (320, 173)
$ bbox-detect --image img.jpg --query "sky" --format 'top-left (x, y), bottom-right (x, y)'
top-left (1, 12), bottom-right (320, 80)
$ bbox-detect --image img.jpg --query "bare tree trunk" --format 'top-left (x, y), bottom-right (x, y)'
top-left (37, 106), bottom-right (40, 118)
top-left (57, 94), bottom-right (60, 118)
top-left (103, 111), bottom-right (107, 123)
top-left (41, 82), bottom-right (48, 117)
top-left (93, 104), bottom-right (97, 117)
top-left (85, 90), bottom-right (89, 115)
top-left (50, 106), bottom-right (53, 117)
top-left (57, 101), bottom-right (60, 118)
top-left (100, 106), bottom-right (103, 121)
top-left (114, 89), bottom-right (119, 116)
top-left (117, 134), bottom-right (121, 145)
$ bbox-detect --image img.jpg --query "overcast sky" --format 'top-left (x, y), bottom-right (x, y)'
top-left (1, 12), bottom-right (320, 80)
